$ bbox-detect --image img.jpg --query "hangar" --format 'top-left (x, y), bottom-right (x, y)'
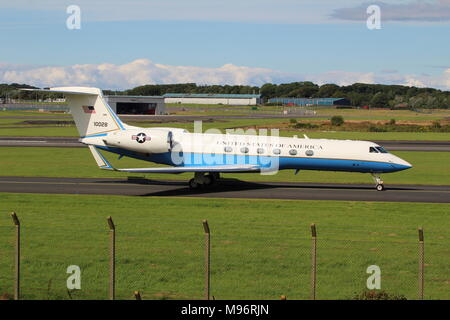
top-left (105, 95), bottom-right (166, 115)
top-left (268, 97), bottom-right (351, 107)
top-left (164, 93), bottom-right (262, 106)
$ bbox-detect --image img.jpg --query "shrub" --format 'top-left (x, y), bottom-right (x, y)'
top-left (368, 126), bottom-right (387, 132)
top-left (431, 120), bottom-right (442, 129)
top-left (389, 119), bottom-right (396, 125)
top-left (289, 118), bottom-right (298, 124)
top-left (352, 290), bottom-right (407, 300)
top-left (330, 115), bottom-right (344, 126)
top-left (293, 122), bottom-right (319, 129)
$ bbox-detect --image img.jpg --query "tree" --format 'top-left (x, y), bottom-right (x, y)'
top-left (317, 84), bottom-right (339, 97)
top-left (331, 116), bottom-right (344, 126)
top-left (370, 92), bottom-right (389, 108)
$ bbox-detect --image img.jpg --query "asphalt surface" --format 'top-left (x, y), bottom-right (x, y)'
top-left (0, 176), bottom-right (449, 203)
top-left (0, 136), bottom-right (449, 151)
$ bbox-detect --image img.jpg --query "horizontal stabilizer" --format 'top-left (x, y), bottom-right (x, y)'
top-left (88, 145), bottom-right (115, 170)
top-left (21, 87), bottom-right (99, 95)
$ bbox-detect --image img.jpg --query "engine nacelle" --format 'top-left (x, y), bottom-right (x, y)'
top-left (104, 129), bottom-right (173, 153)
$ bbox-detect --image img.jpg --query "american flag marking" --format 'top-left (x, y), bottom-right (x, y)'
top-left (83, 105), bottom-right (96, 113)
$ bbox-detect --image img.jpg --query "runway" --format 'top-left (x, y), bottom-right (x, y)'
top-left (0, 113), bottom-right (318, 121)
top-left (0, 136), bottom-right (449, 151)
top-left (0, 176), bottom-right (449, 203)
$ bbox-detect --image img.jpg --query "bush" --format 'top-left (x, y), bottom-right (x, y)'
top-left (293, 122), bottom-right (319, 129)
top-left (389, 119), bottom-right (396, 125)
top-left (289, 118), bottom-right (298, 124)
top-left (368, 126), bottom-right (387, 132)
top-left (352, 290), bottom-right (407, 300)
top-left (431, 120), bottom-right (442, 129)
top-left (330, 115), bottom-right (344, 126)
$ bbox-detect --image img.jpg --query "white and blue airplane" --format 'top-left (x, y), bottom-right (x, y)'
top-left (25, 87), bottom-right (412, 191)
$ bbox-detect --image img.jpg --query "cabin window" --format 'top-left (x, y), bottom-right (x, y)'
top-left (257, 148), bottom-right (265, 154)
top-left (273, 149), bottom-right (281, 155)
top-left (289, 149), bottom-right (297, 156)
top-left (369, 147), bottom-right (379, 153)
top-left (240, 147), bottom-right (249, 154)
top-left (375, 146), bottom-right (388, 154)
top-left (224, 146), bottom-right (233, 153)
top-left (305, 150), bottom-right (314, 157)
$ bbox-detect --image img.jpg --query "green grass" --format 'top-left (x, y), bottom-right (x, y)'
top-left (0, 147), bottom-right (449, 185)
top-left (0, 193), bottom-right (448, 300)
top-left (167, 105), bottom-right (450, 121)
top-left (1, 119), bottom-right (450, 140)
top-left (1, 109), bottom-right (450, 140)
top-left (282, 130), bottom-right (450, 141)
top-left (0, 126), bottom-right (79, 137)
top-left (316, 108), bottom-right (450, 121)
top-left (0, 110), bottom-right (69, 117)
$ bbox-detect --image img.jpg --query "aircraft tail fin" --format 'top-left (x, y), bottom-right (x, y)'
top-left (22, 87), bottom-right (129, 137)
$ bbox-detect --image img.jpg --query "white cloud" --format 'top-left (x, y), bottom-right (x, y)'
top-left (444, 68), bottom-right (450, 88)
top-left (0, 58), bottom-right (449, 90)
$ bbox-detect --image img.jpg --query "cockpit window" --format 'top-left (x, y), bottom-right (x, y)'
top-left (375, 146), bottom-right (389, 154)
top-left (369, 147), bottom-right (379, 153)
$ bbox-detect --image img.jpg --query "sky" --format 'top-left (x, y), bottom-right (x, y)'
top-left (0, 0), bottom-right (449, 90)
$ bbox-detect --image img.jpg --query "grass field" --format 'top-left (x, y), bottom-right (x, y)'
top-left (0, 108), bottom-right (449, 300)
top-left (315, 108), bottom-right (450, 121)
top-left (2, 108), bottom-right (450, 140)
top-left (0, 193), bottom-right (448, 300)
top-left (1, 121), bottom-right (450, 141)
top-left (0, 110), bottom-right (69, 117)
top-left (0, 147), bottom-right (449, 185)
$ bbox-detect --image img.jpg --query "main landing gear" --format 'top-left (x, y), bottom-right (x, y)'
top-left (371, 174), bottom-right (385, 191)
top-left (188, 172), bottom-right (220, 190)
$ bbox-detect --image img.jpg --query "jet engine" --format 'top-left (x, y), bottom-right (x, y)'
top-left (103, 129), bottom-right (174, 153)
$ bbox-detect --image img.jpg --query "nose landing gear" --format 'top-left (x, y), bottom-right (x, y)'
top-left (371, 174), bottom-right (385, 191)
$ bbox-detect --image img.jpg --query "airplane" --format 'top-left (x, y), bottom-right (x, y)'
top-left (24, 87), bottom-right (412, 191)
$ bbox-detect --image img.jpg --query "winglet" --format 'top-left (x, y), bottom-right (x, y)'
top-left (303, 134), bottom-right (309, 139)
top-left (87, 145), bottom-right (115, 171)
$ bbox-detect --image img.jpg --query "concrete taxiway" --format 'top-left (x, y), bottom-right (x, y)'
top-left (0, 176), bottom-right (448, 203)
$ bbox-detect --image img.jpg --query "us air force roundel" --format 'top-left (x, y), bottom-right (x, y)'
top-left (132, 132), bottom-right (148, 143)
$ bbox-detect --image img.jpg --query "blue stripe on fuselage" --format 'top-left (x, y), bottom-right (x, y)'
top-left (95, 147), bottom-right (409, 174)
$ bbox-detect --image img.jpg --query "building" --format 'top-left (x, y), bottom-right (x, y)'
top-left (268, 97), bottom-right (351, 107)
top-left (163, 93), bottom-right (262, 106)
top-left (105, 95), bottom-right (166, 115)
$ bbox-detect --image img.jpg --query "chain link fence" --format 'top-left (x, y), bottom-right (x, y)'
top-left (0, 215), bottom-right (449, 300)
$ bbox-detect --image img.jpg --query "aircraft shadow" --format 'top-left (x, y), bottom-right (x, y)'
top-left (115, 178), bottom-right (417, 197)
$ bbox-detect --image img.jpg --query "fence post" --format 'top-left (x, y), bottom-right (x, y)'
top-left (418, 227), bottom-right (424, 300)
top-left (202, 220), bottom-right (211, 300)
top-left (134, 291), bottom-right (142, 300)
top-left (107, 216), bottom-right (116, 300)
top-left (11, 212), bottom-right (20, 300)
top-left (310, 223), bottom-right (317, 300)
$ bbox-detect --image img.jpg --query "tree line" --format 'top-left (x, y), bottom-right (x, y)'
top-left (106, 82), bottom-right (450, 109)
top-left (260, 82), bottom-right (450, 109)
top-left (1, 82), bottom-right (449, 109)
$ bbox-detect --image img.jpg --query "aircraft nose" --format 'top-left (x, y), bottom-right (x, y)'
top-left (393, 156), bottom-right (412, 170)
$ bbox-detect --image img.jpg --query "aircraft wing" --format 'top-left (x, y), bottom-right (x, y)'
top-left (88, 145), bottom-right (261, 173)
top-left (113, 165), bottom-right (261, 174)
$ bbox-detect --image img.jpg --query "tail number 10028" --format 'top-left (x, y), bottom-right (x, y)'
top-left (94, 122), bottom-right (108, 127)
